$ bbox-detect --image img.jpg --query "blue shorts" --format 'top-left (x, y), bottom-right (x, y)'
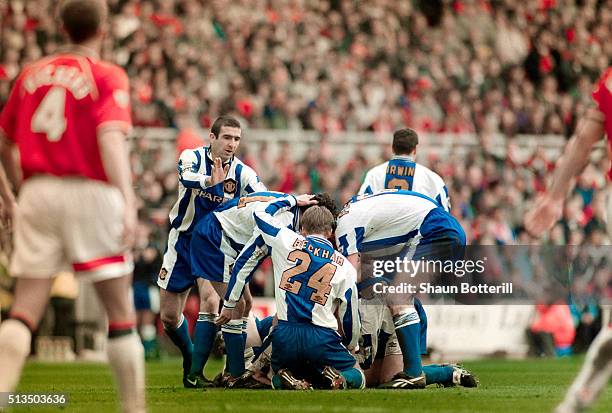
top-left (158, 231), bottom-right (195, 293)
top-left (191, 214), bottom-right (227, 283)
top-left (271, 321), bottom-right (356, 374)
top-left (133, 281), bottom-right (160, 312)
top-left (415, 207), bottom-right (466, 262)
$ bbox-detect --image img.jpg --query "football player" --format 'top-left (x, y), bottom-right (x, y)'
top-left (525, 67), bottom-right (612, 413)
top-left (157, 115), bottom-right (266, 387)
top-left (0, 1), bottom-right (144, 410)
top-left (225, 196), bottom-right (364, 389)
top-left (335, 190), bottom-right (474, 389)
top-left (357, 129), bottom-right (472, 387)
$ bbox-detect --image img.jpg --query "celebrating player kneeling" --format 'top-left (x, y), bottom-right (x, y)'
top-left (223, 196), bottom-right (365, 389)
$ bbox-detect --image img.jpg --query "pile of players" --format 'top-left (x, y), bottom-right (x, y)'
top-left (158, 116), bottom-right (478, 390)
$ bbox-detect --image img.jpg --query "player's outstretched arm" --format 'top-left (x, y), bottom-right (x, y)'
top-left (524, 108), bottom-right (605, 237)
top-left (99, 129), bottom-right (138, 248)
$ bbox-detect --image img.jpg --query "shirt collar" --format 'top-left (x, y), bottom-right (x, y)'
top-left (55, 45), bottom-right (100, 60)
top-left (391, 154), bottom-right (415, 162)
top-left (306, 235), bottom-right (333, 248)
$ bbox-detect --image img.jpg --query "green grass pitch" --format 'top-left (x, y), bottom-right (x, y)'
top-left (10, 357), bottom-right (612, 412)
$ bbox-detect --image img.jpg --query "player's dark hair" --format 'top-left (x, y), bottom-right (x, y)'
top-left (211, 115), bottom-right (241, 138)
top-left (312, 193), bottom-right (338, 218)
top-left (60, 0), bottom-right (107, 44)
top-left (392, 128), bottom-right (419, 155)
top-left (300, 206), bottom-right (335, 235)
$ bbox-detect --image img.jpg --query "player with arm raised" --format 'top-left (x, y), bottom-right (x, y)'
top-left (157, 115), bottom-right (266, 387)
top-left (525, 67), bottom-right (612, 413)
top-left (233, 196), bottom-right (364, 390)
top-left (0, 1), bottom-right (144, 411)
top-left (335, 190), bottom-right (476, 389)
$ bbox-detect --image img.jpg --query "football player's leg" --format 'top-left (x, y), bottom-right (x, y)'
top-left (0, 278), bottom-right (54, 391)
top-left (188, 278), bottom-right (220, 383)
top-left (94, 275), bottom-right (145, 413)
top-left (555, 327), bottom-right (612, 413)
top-left (1, 188), bottom-right (62, 391)
top-left (316, 327), bottom-right (365, 389)
top-left (159, 288), bottom-right (193, 381)
top-left (159, 233), bottom-right (196, 383)
top-left (242, 287), bottom-right (253, 346)
top-left (390, 303), bottom-right (423, 378)
top-left (222, 292), bottom-right (247, 378)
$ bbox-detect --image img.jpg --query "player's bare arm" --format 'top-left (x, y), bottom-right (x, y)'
top-left (98, 128), bottom-right (137, 248)
top-left (524, 107), bottom-right (605, 237)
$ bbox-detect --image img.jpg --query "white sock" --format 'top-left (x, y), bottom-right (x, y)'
top-left (107, 332), bottom-right (146, 413)
top-left (0, 319), bottom-right (32, 391)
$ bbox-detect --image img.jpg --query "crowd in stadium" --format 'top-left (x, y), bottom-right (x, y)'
top-left (1, 0), bottom-right (610, 360)
top-left (1, 0), bottom-right (611, 135)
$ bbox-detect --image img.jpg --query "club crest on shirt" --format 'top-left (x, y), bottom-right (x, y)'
top-left (223, 178), bottom-right (237, 194)
top-left (158, 268), bottom-right (168, 280)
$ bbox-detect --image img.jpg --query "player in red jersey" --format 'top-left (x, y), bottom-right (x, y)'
top-left (525, 68), bottom-right (612, 413)
top-left (0, 1), bottom-right (145, 411)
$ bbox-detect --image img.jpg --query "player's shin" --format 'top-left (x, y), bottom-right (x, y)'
top-left (189, 313), bottom-right (218, 377)
top-left (107, 324), bottom-right (146, 413)
top-left (222, 319), bottom-right (246, 377)
top-left (393, 307), bottom-right (423, 377)
top-left (164, 314), bottom-right (193, 377)
top-left (0, 319), bottom-right (32, 391)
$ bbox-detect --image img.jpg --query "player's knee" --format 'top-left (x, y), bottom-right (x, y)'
top-left (160, 310), bottom-right (181, 330)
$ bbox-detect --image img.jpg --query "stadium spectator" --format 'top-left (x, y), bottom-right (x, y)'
top-left (1, 0), bottom-right (610, 134)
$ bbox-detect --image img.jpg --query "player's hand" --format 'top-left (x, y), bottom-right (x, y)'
top-left (209, 157), bottom-right (229, 187)
top-left (0, 197), bottom-right (16, 228)
top-left (295, 194), bottom-right (317, 207)
top-left (216, 306), bottom-right (233, 326)
top-left (524, 194), bottom-right (564, 237)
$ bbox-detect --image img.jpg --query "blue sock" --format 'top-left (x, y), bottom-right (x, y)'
top-left (271, 374), bottom-right (283, 390)
top-left (164, 315), bottom-right (193, 377)
top-left (340, 367), bottom-right (365, 389)
top-left (222, 320), bottom-right (245, 377)
top-left (414, 298), bottom-right (428, 354)
top-left (423, 364), bottom-right (454, 386)
top-left (394, 309), bottom-right (422, 377)
top-left (189, 313), bottom-right (217, 376)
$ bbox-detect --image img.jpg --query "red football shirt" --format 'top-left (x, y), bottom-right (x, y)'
top-left (0, 48), bottom-right (132, 182)
top-left (592, 67), bottom-right (612, 180)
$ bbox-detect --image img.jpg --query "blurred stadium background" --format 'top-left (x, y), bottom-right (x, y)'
top-left (0, 0), bottom-right (611, 409)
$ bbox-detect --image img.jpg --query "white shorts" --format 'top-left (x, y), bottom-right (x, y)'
top-left (360, 298), bottom-right (401, 358)
top-left (10, 176), bottom-right (133, 281)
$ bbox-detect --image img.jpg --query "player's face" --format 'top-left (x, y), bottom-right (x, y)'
top-left (210, 126), bottom-right (241, 162)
